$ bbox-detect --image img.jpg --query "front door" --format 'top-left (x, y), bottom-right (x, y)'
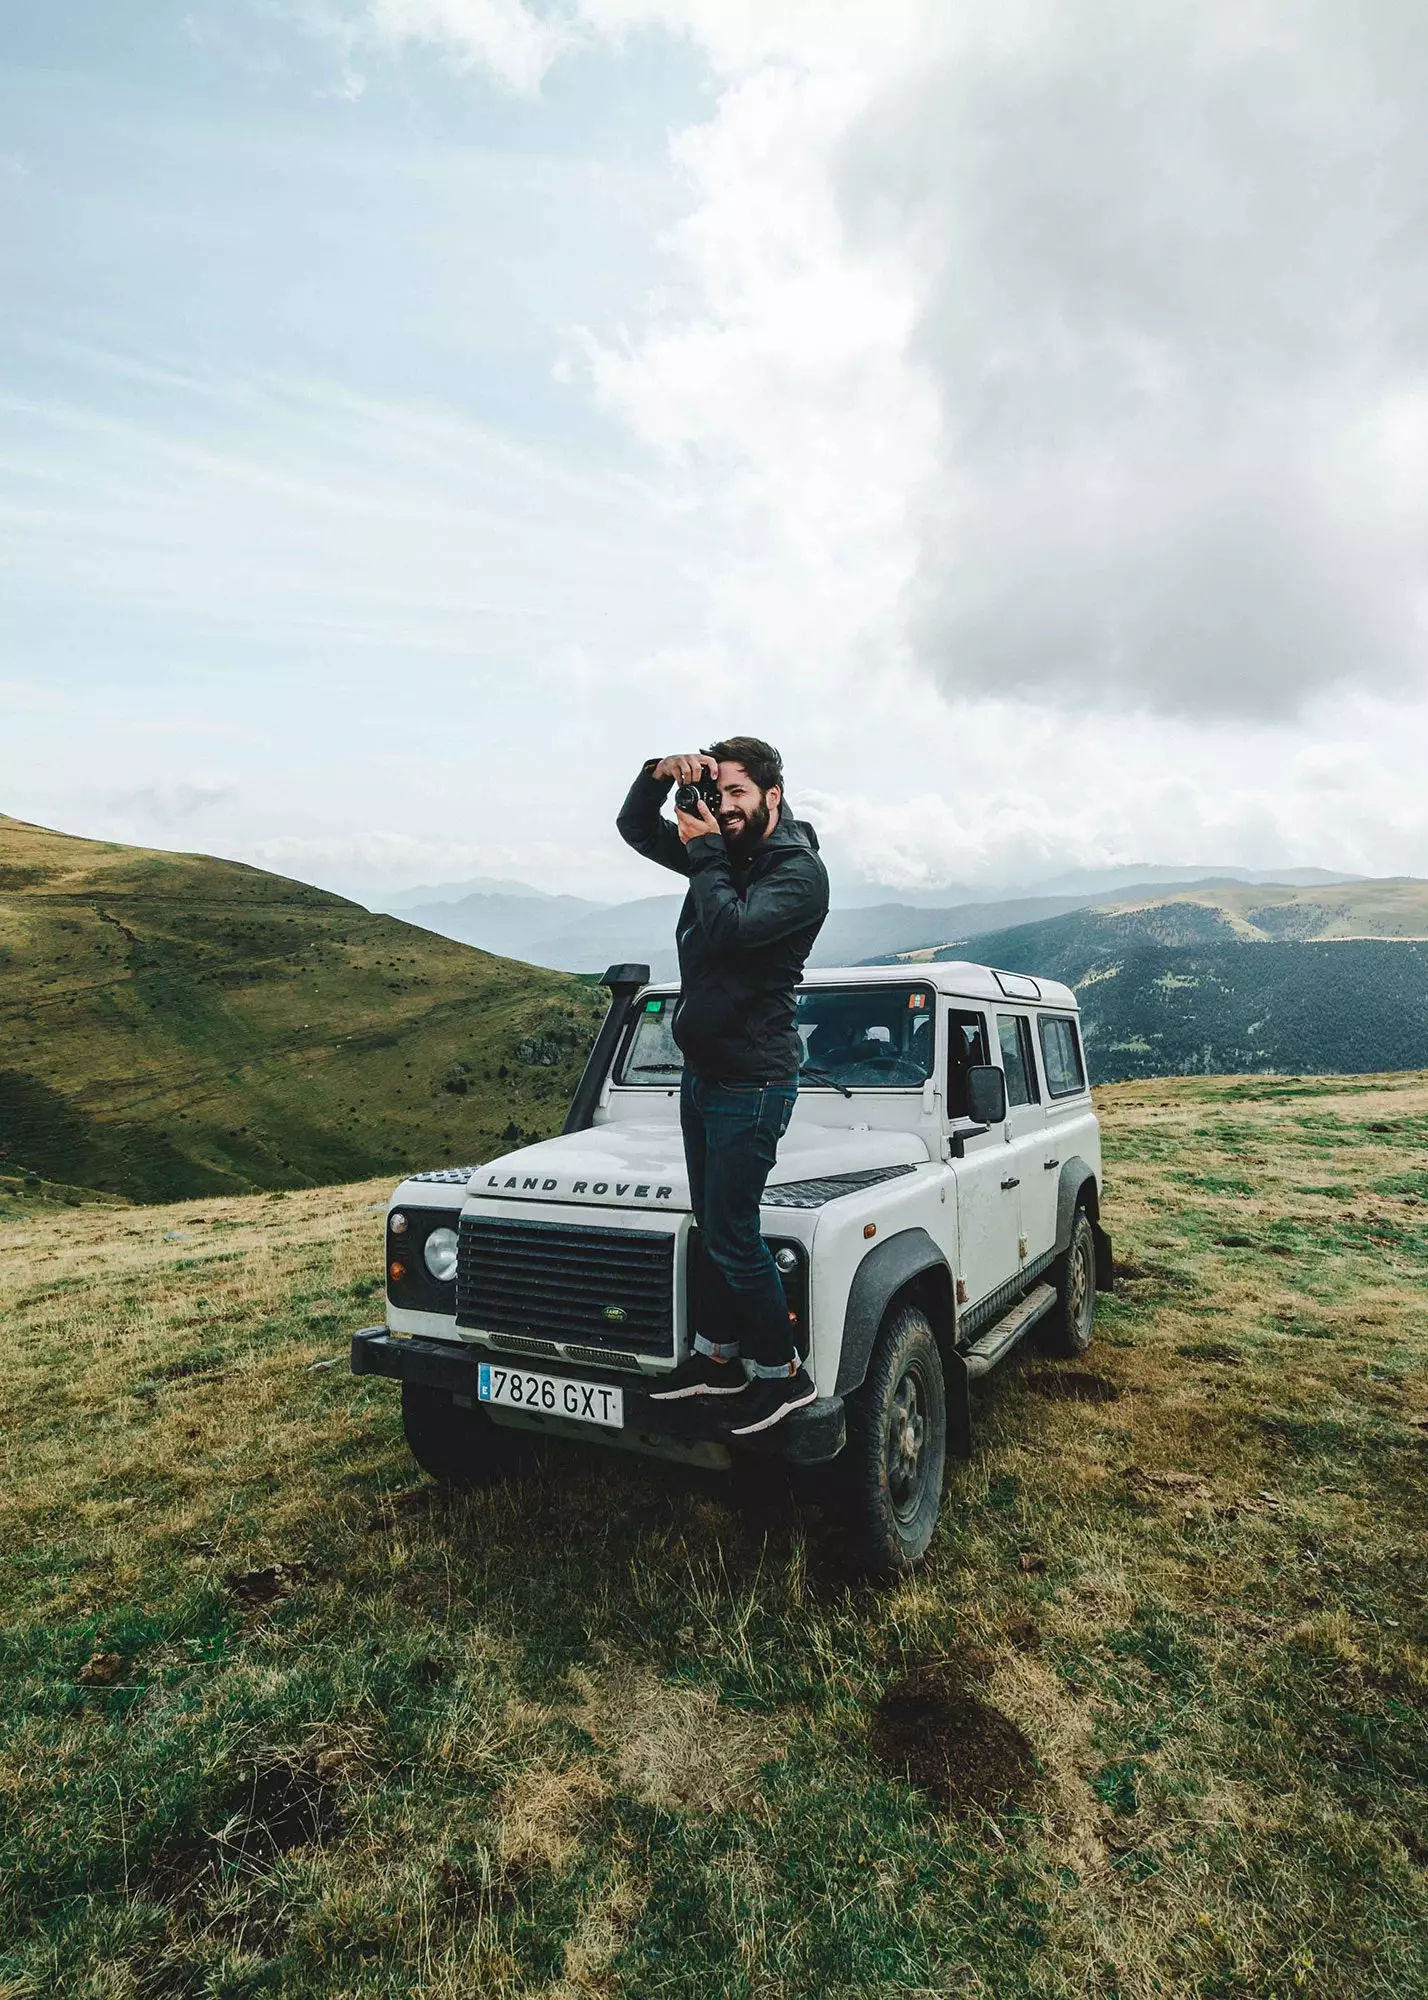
top-left (995, 1010), bottom-right (1053, 1266)
top-left (945, 1004), bottom-right (1022, 1314)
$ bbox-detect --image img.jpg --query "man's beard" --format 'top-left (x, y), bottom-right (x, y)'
top-left (720, 797), bottom-right (770, 858)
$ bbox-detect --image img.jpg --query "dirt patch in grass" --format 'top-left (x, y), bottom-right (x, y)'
top-left (217, 1752), bottom-right (344, 1862)
top-left (869, 1659), bottom-right (1038, 1816)
top-left (224, 1560), bottom-right (323, 1609)
top-left (1022, 1368), bottom-right (1122, 1403)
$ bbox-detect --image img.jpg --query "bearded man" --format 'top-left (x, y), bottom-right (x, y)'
top-left (616, 737), bottom-right (829, 1434)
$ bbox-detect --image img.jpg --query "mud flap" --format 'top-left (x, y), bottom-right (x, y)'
top-left (1092, 1223), bottom-right (1114, 1293)
top-left (945, 1346), bottom-right (973, 1460)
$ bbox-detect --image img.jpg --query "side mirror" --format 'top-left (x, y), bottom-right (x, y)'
top-left (965, 1064), bottom-right (1007, 1126)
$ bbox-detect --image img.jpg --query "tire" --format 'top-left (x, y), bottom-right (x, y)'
top-left (1042, 1208), bottom-right (1097, 1357)
top-left (400, 1382), bottom-right (512, 1487)
top-left (841, 1306), bottom-right (948, 1578)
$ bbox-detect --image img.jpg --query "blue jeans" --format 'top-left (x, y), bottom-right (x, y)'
top-left (680, 1069), bottom-right (799, 1377)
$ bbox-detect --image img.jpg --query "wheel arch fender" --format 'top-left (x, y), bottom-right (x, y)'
top-left (1055, 1155), bottom-right (1113, 1290)
top-left (834, 1228), bottom-right (954, 1397)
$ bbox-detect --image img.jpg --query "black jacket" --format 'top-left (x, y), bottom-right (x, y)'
top-left (617, 765), bottom-right (829, 1082)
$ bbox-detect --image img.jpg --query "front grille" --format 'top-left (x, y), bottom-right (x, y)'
top-left (486, 1331), bottom-right (647, 1375)
top-left (562, 1345), bottom-right (645, 1373)
top-left (489, 1333), bottom-right (561, 1360)
top-left (457, 1217), bottom-right (676, 1358)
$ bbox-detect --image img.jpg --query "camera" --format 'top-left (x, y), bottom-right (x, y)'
top-left (674, 772), bottom-right (721, 818)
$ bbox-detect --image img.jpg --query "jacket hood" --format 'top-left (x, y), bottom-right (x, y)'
top-left (456, 1118), bottom-right (926, 1214)
top-left (770, 806), bottom-right (818, 854)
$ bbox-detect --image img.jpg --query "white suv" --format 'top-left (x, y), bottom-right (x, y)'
top-left (352, 961), bottom-right (1112, 1574)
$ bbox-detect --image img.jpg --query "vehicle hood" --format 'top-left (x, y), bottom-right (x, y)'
top-left (463, 1120), bottom-right (930, 1213)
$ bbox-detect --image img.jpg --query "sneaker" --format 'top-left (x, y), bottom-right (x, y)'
top-left (648, 1353), bottom-right (749, 1402)
top-left (722, 1366), bottom-right (818, 1436)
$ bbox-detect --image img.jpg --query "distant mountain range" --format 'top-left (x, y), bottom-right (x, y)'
top-left (883, 883), bottom-right (1428, 1081)
top-left (385, 868), bottom-right (1386, 983)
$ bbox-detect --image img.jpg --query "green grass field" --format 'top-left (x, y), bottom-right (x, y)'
top-left (0, 815), bottom-right (606, 1204)
top-left (2, 1075), bottom-right (1425, 1997)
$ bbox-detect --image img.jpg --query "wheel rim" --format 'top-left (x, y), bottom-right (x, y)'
top-left (1067, 1234), bottom-right (1093, 1340)
top-left (886, 1363), bottom-right (930, 1522)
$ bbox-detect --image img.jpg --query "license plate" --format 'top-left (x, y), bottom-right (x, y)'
top-left (477, 1361), bottom-right (624, 1430)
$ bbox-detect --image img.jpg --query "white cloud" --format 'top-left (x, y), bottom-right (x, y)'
top-left (339, 0), bottom-right (1428, 724)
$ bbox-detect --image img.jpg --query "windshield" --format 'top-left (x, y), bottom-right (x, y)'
top-left (617, 994), bottom-right (684, 1082)
top-left (616, 985), bottom-right (936, 1089)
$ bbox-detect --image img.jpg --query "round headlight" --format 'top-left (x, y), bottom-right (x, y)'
top-left (422, 1226), bottom-right (459, 1282)
top-left (774, 1246), bottom-right (800, 1274)
top-left (389, 1211), bottom-right (409, 1235)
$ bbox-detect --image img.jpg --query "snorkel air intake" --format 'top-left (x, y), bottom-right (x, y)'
top-left (562, 963), bottom-right (651, 1135)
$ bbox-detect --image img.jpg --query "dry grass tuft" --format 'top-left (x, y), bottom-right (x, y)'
top-left (496, 1763), bottom-right (608, 1874)
top-left (568, 1653), bottom-right (788, 1812)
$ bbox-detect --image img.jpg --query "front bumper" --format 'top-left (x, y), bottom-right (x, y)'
top-left (351, 1327), bottom-right (846, 1466)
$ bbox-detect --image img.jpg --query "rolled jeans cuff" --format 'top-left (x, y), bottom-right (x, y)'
top-left (745, 1355), bottom-right (799, 1380)
top-left (693, 1334), bottom-right (741, 1363)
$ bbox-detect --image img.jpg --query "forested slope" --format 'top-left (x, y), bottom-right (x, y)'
top-left (927, 906), bottom-right (1428, 1080)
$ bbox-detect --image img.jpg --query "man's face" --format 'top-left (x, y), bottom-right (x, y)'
top-left (714, 762), bottom-right (780, 852)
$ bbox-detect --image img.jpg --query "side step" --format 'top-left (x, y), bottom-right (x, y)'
top-left (945, 1282), bottom-right (1058, 1459)
top-left (961, 1283), bottom-right (1057, 1380)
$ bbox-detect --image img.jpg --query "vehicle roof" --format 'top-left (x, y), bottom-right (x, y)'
top-left (641, 960), bottom-right (1080, 1011)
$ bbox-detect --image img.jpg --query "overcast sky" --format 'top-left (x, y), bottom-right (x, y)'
top-left (4, 0), bottom-right (1427, 903)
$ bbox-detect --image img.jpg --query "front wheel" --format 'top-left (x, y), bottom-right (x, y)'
top-left (400, 1382), bottom-right (513, 1487)
top-left (1042, 1208), bottom-right (1097, 1357)
top-left (841, 1306), bottom-right (948, 1578)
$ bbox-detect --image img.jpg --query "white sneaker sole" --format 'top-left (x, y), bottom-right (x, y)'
top-left (648, 1374), bottom-right (748, 1402)
top-left (727, 1385), bottom-right (818, 1436)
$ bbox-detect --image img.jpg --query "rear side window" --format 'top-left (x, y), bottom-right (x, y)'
top-left (1039, 1015), bottom-right (1086, 1097)
top-left (996, 1013), bottom-right (1040, 1107)
top-left (945, 1008), bottom-right (990, 1118)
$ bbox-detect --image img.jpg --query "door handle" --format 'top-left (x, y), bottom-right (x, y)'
top-left (1043, 1156), bottom-right (1060, 1170)
top-left (1000, 1175), bottom-right (1020, 1190)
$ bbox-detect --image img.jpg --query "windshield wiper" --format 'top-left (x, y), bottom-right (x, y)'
top-left (632, 1063), bottom-right (683, 1074)
top-left (800, 1064), bottom-right (854, 1099)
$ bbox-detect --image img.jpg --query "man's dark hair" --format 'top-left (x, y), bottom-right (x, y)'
top-left (707, 736), bottom-right (784, 796)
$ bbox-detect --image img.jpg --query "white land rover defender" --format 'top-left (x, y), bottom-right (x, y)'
top-left (351, 962), bottom-right (1112, 1573)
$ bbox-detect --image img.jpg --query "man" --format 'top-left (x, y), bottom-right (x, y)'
top-left (617, 737), bottom-right (829, 1435)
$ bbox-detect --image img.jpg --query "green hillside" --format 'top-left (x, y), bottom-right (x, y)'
top-left (0, 815), bottom-right (605, 1202)
top-left (912, 904), bottom-right (1428, 1081)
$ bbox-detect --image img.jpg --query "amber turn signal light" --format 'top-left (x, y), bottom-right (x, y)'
top-left (388, 1259), bottom-right (407, 1284)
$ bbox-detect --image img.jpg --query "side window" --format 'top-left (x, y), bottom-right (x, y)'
top-left (996, 1013), bottom-right (1039, 1108)
top-left (945, 1008), bottom-right (990, 1118)
top-left (1039, 1015), bottom-right (1086, 1097)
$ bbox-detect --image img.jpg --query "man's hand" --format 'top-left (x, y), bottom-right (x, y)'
top-left (676, 798), bottom-right (721, 845)
top-left (651, 751), bottom-right (717, 786)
